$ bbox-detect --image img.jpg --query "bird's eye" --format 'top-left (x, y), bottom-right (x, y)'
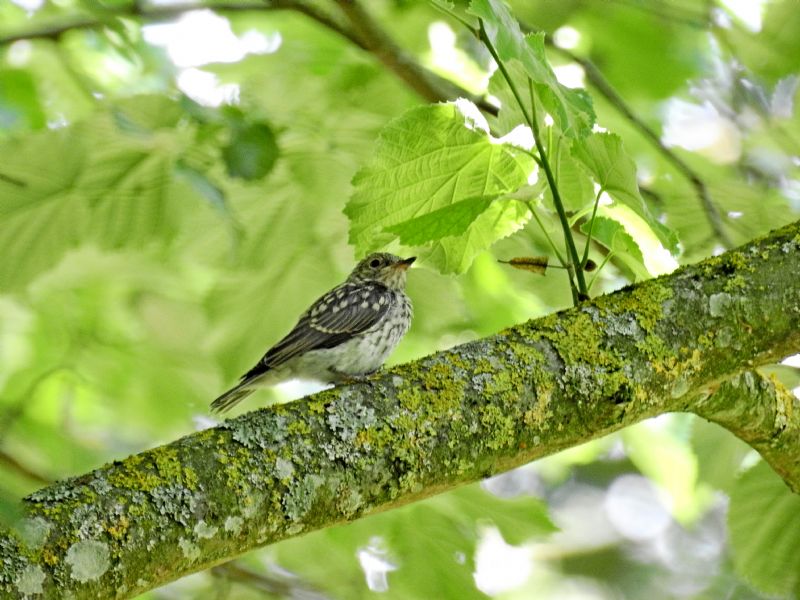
top-left (369, 258), bottom-right (381, 268)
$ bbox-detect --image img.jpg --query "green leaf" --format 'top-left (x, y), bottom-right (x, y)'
top-left (345, 102), bottom-right (534, 274)
top-left (384, 196), bottom-right (497, 245)
top-left (441, 485), bottom-right (556, 545)
top-left (729, 461), bottom-right (800, 597)
top-left (549, 139), bottom-right (596, 212)
top-left (580, 215), bottom-right (649, 280)
top-left (468, 0), bottom-right (595, 138)
top-left (425, 199), bottom-right (531, 273)
top-left (571, 132), bottom-right (679, 253)
top-left (110, 95), bottom-right (183, 133)
top-left (222, 121), bottom-right (279, 181)
top-left (0, 108), bottom-right (189, 290)
top-left (691, 418), bottom-right (751, 493)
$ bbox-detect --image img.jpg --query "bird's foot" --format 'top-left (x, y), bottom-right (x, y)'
top-left (329, 368), bottom-right (380, 385)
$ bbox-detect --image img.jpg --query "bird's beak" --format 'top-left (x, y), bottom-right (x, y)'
top-left (394, 256), bottom-right (416, 271)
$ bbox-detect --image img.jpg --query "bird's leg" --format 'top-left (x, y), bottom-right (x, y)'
top-left (329, 367), bottom-right (380, 385)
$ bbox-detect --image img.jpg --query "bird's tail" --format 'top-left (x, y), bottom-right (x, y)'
top-left (210, 380), bottom-right (256, 414)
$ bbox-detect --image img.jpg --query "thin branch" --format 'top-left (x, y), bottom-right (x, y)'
top-left (525, 80), bottom-right (587, 301)
top-left (0, 451), bottom-right (51, 486)
top-left (0, 2), bottom-right (268, 45)
top-left (580, 187), bottom-right (603, 268)
top-left (331, 0), bottom-right (497, 114)
top-left (211, 561), bottom-right (330, 599)
top-left (477, 20), bottom-right (583, 302)
top-left (528, 203), bottom-right (568, 269)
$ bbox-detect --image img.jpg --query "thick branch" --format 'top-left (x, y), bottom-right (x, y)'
top-left (1, 220), bottom-right (800, 598)
top-left (692, 371), bottom-right (800, 492)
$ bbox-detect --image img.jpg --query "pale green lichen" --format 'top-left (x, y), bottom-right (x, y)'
top-left (709, 292), bottom-right (734, 317)
top-left (670, 377), bottom-right (691, 399)
top-left (178, 538), bottom-right (200, 562)
top-left (16, 564), bottom-right (45, 596)
top-left (338, 489), bottom-right (364, 517)
top-left (283, 475), bottom-right (326, 520)
top-left (224, 516), bottom-right (243, 535)
top-left (16, 517), bottom-right (51, 550)
top-left (65, 540), bottom-right (110, 583)
top-left (275, 458), bottom-right (295, 480)
top-left (194, 521), bottom-right (218, 539)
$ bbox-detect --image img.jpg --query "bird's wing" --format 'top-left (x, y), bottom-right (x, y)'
top-left (240, 282), bottom-right (393, 381)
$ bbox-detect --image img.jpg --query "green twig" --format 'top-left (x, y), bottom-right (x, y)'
top-left (526, 81), bottom-right (588, 302)
top-left (478, 20), bottom-right (585, 303)
top-left (587, 251), bottom-right (613, 292)
top-left (477, 23), bottom-right (533, 125)
top-left (580, 187), bottom-right (603, 267)
top-left (527, 203), bottom-right (568, 268)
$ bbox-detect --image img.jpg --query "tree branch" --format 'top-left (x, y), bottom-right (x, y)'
top-left (0, 451), bottom-right (51, 487)
top-left (330, 0), bottom-right (497, 114)
top-left (0, 0), bottom-right (496, 115)
top-left (1, 219), bottom-right (799, 598)
top-left (211, 561), bottom-right (329, 598)
top-left (692, 370), bottom-right (800, 492)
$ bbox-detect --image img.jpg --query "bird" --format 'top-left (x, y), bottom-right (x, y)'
top-left (210, 252), bottom-right (415, 413)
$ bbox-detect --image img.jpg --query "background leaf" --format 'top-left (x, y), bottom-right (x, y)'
top-left (729, 461), bottom-right (800, 597)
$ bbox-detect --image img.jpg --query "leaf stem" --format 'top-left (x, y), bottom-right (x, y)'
top-left (526, 80), bottom-right (588, 301)
top-left (527, 202), bottom-right (568, 268)
top-left (478, 22), bottom-right (533, 126)
top-left (479, 20), bottom-right (586, 303)
top-left (580, 187), bottom-right (603, 268)
top-left (587, 251), bottom-right (613, 292)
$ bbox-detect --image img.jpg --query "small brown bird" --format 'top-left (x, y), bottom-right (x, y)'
top-left (210, 252), bottom-right (415, 413)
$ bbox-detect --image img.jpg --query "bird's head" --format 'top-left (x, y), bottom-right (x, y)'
top-left (348, 252), bottom-right (416, 290)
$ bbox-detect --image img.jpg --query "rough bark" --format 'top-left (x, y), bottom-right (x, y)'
top-left (2, 220), bottom-right (800, 599)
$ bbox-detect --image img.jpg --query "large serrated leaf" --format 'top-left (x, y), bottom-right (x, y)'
top-left (345, 103), bottom-right (534, 274)
top-left (384, 195), bottom-right (497, 245)
top-left (729, 461), bottom-right (800, 597)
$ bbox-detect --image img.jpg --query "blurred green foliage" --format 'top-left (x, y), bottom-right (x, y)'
top-left (0, 0), bottom-right (799, 598)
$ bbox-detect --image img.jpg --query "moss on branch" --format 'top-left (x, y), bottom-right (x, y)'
top-left (2, 220), bottom-right (800, 598)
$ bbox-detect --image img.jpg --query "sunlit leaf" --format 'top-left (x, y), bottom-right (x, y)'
top-left (580, 215), bottom-right (649, 280)
top-left (0, 69), bottom-right (45, 132)
top-left (384, 195), bottom-right (497, 245)
top-left (345, 102), bottom-right (534, 273)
